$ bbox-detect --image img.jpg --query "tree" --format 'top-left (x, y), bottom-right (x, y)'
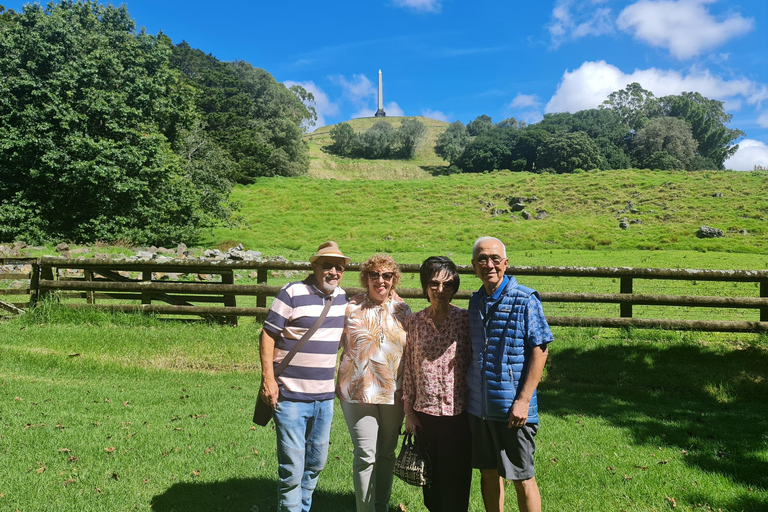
top-left (170, 43), bottom-right (314, 182)
top-left (516, 128), bottom-right (551, 171)
top-left (601, 82), bottom-right (658, 130)
top-left (355, 121), bottom-right (396, 159)
top-left (329, 122), bottom-right (357, 156)
top-left (634, 117), bottom-right (697, 170)
top-left (455, 127), bottom-right (519, 173)
top-left (434, 121), bottom-right (470, 165)
top-left (656, 92), bottom-right (744, 169)
top-left (536, 132), bottom-right (601, 173)
top-left (0, 0), bottom-right (227, 244)
top-left (466, 114), bottom-right (493, 136)
top-left (396, 118), bottom-right (426, 158)
top-left (496, 117), bottom-right (526, 130)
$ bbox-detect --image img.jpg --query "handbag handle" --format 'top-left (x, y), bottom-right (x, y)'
top-left (273, 295), bottom-right (333, 377)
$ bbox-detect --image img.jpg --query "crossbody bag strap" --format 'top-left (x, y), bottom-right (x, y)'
top-left (273, 295), bottom-right (333, 377)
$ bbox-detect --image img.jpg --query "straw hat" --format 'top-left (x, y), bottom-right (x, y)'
top-left (309, 241), bottom-right (351, 264)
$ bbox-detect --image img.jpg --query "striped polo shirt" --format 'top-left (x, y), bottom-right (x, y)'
top-left (263, 278), bottom-right (348, 401)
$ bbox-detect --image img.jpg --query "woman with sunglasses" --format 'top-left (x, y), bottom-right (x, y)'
top-left (337, 253), bottom-right (410, 512)
top-left (402, 256), bottom-right (472, 512)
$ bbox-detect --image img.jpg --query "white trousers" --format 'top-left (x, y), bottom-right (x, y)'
top-left (340, 401), bottom-right (405, 512)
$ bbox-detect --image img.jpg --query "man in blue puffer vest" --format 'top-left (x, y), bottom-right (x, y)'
top-left (467, 237), bottom-right (553, 512)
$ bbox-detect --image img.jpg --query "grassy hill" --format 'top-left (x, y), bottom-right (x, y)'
top-left (303, 116), bottom-right (449, 179)
top-left (208, 168), bottom-right (768, 269)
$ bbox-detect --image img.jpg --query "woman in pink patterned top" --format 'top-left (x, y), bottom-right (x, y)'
top-left (403, 256), bottom-right (472, 512)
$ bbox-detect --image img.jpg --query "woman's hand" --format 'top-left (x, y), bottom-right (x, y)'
top-left (404, 412), bottom-right (421, 434)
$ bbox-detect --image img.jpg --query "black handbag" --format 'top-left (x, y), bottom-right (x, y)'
top-left (252, 397), bottom-right (274, 426)
top-left (393, 433), bottom-right (431, 487)
top-left (253, 296), bottom-right (333, 426)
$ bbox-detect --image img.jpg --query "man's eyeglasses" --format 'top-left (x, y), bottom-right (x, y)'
top-left (475, 255), bottom-right (505, 266)
top-left (428, 280), bottom-right (454, 290)
top-left (321, 263), bottom-right (345, 273)
top-left (369, 271), bottom-right (394, 281)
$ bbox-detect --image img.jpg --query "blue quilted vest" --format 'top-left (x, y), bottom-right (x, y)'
top-left (467, 276), bottom-right (541, 423)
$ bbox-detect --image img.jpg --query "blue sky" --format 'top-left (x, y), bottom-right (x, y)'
top-left (5, 0), bottom-right (768, 169)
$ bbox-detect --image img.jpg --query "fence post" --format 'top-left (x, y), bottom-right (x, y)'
top-left (221, 270), bottom-right (237, 326)
top-left (85, 269), bottom-right (94, 305)
top-left (761, 279), bottom-right (768, 323)
top-left (39, 261), bottom-right (55, 302)
top-left (141, 271), bottom-right (152, 305)
top-left (30, 261), bottom-right (40, 306)
top-left (620, 277), bottom-right (633, 318)
top-left (257, 268), bottom-right (268, 308)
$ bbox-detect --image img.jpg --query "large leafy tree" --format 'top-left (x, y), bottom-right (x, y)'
top-left (601, 82), bottom-right (658, 130)
top-left (466, 114), bottom-right (494, 136)
top-left (536, 131), bottom-right (601, 173)
top-left (434, 121), bottom-right (470, 165)
top-left (634, 116), bottom-right (698, 170)
top-left (396, 118), bottom-right (426, 158)
top-left (656, 92), bottom-right (743, 169)
top-left (454, 126), bottom-right (519, 173)
top-left (0, 0), bottom-right (227, 244)
top-left (170, 43), bottom-right (315, 182)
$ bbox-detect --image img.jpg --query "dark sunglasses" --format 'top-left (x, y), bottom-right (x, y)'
top-left (321, 263), bottom-right (345, 272)
top-left (369, 271), bottom-right (394, 281)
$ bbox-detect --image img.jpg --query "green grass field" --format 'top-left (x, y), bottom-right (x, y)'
top-left (1, 306), bottom-right (766, 511)
top-left (207, 168), bottom-right (768, 265)
top-left (2, 162), bottom-right (768, 511)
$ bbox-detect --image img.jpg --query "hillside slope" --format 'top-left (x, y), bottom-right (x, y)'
top-left (303, 116), bottom-right (449, 179)
top-left (210, 169), bottom-right (768, 266)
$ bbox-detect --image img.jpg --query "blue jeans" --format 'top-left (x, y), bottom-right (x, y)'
top-left (273, 398), bottom-right (334, 512)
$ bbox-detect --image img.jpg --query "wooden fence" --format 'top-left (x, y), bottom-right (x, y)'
top-left (1, 256), bottom-right (767, 333)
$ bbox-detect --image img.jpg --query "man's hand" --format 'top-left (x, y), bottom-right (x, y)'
top-left (508, 399), bottom-right (529, 428)
top-left (260, 377), bottom-right (279, 408)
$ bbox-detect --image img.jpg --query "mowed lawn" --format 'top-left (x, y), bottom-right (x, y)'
top-left (1, 305), bottom-right (766, 512)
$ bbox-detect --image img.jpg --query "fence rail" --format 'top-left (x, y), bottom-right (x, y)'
top-left (0, 256), bottom-right (766, 333)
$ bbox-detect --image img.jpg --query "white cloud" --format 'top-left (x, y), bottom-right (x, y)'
top-left (392, 0), bottom-right (442, 13)
top-left (421, 109), bottom-right (453, 122)
top-left (724, 139), bottom-right (768, 171)
top-left (509, 94), bottom-right (541, 109)
top-left (548, 0), bottom-right (615, 47)
top-left (283, 80), bottom-right (339, 131)
top-left (545, 60), bottom-right (766, 114)
top-left (330, 74), bottom-right (376, 107)
top-left (520, 111), bottom-right (545, 125)
top-left (758, 113), bottom-right (768, 128)
top-left (386, 101), bottom-right (404, 116)
top-left (617, 0), bottom-right (754, 60)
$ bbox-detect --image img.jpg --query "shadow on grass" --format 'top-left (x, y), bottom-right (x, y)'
top-left (544, 340), bottom-right (768, 508)
top-left (151, 477), bottom-right (356, 512)
top-left (419, 164), bottom-right (455, 176)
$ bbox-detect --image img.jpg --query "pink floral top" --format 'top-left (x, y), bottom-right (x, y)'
top-left (337, 293), bottom-right (411, 404)
top-left (403, 305), bottom-right (471, 416)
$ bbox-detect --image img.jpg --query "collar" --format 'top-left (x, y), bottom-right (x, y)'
top-left (484, 275), bottom-right (510, 301)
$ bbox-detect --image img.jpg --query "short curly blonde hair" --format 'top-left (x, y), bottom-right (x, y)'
top-left (359, 253), bottom-right (401, 289)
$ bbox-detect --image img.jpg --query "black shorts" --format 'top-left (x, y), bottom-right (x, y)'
top-left (469, 414), bottom-right (538, 480)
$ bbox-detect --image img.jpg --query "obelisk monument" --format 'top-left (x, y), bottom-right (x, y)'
top-left (374, 69), bottom-right (386, 117)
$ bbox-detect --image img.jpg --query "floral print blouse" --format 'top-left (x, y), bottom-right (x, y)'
top-left (402, 305), bottom-right (471, 416)
top-left (337, 293), bottom-right (411, 404)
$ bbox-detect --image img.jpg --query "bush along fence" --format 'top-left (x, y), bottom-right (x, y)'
top-left (1, 256), bottom-right (767, 333)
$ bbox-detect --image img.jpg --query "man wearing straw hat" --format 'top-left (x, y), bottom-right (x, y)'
top-left (259, 241), bottom-right (350, 512)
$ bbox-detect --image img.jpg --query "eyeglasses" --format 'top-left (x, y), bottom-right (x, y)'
top-left (321, 263), bottom-right (345, 272)
top-left (475, 255), bottom-right (505, 267)
top-left (369, 271), bottom-right (394, 281)
top-left (428, 280), bottom-right (454, 290)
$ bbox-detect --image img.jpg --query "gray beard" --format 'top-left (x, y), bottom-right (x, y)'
top-left (316, 279), bottom-right (337, 296)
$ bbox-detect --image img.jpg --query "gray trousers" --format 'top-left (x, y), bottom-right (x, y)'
top-left (340, 401), bottom-right (405, 512)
